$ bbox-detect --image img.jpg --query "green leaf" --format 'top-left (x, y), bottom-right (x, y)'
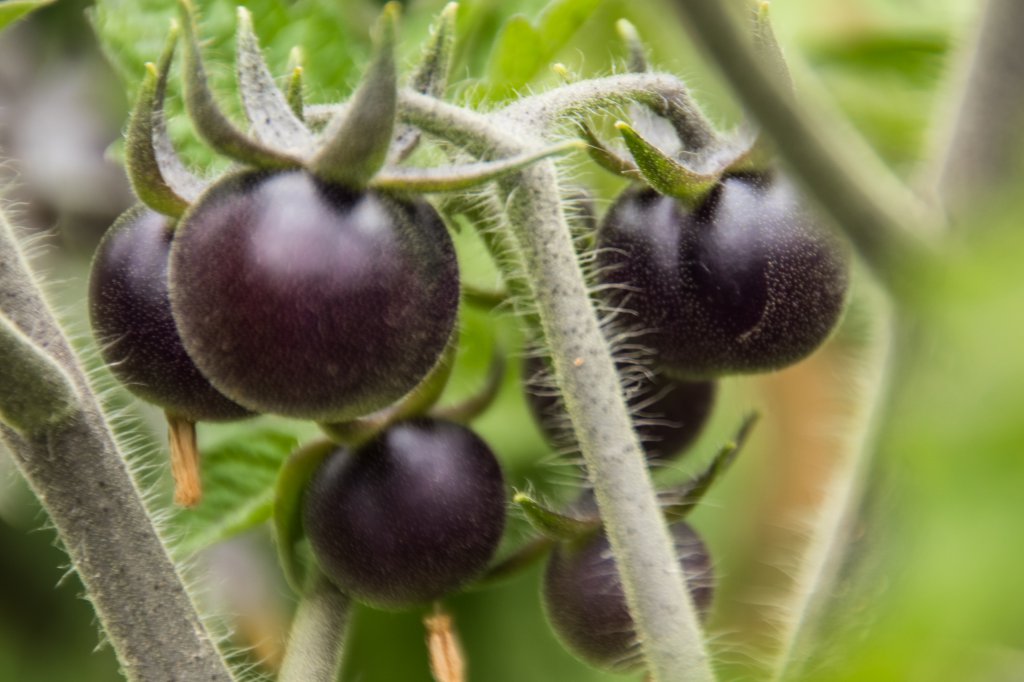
top-left (273, 438), bottom-right (337, 593)
top-left (0, 0), bottom-right (55, 34)
top-left (535, 0), bottom-right (601, 50)
top-left (170, 427), bottom-right (301, 559)
top-left (487, 15), bottom-right (543, 93)
top-left (485, 0), bottom-right (601, 98)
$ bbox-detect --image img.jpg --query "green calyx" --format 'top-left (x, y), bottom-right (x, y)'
top-left (514, 492), bottom-right (602, 541)
top-left (178, 0), bottom-right (304, 170)
top-left (309, 3), bottom-right (400, 187)
top-left (662, 413), bottom-right (760, 522)
top-left (124, 22), bottom-right (205, 218)
top-left (616, 120), bottom-right (721, 207)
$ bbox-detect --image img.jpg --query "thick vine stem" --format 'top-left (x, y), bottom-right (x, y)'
top-left (278, 574), bottom-right (351, 682)
top-left (399, 90), bottom-right (715, 682)
top-left (934, 0), bottom-right (1024, 214)
top-left (0, 211), bottom-right (236, 680)
top-left (668, 0), bottom-right (939, 296)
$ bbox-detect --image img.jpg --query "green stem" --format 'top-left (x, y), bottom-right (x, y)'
top-left (400, 90), bottom-right (716, 682)
top-left (0, 210), bottom-right (236, 681)
top-left (499, 72), bottom-right (720, 152)
top-left (933, 0), bottom-right (1024, 214)
top-left (669, 0), bottom-right (938, 296)
top-left (278, 575), bottom-right (352, 682)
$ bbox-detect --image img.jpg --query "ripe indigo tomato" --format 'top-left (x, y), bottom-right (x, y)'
top-left (597, 174), bottom-right (849, 377)
top-left (89, 205), bottom-right (251, 422)
top-left (543, 522), bottom-right (714, 673)
top-left (169, 170), bottom-right (460, 422)
top-left (523, 355), bottom-right (715, 462)
top-left (303, 418), bottom-right (506, 609)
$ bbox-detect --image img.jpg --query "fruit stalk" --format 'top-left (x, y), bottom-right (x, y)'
top-left (278, 574), bottom-right (351, 682)
top-left (0, 209), bottom-right (236, 682)
top-left (399, 90), bottom-right (715, 682)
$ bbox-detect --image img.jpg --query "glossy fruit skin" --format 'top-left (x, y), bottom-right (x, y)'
top-left (88, 205), bottom-right (252, 422)
top-left (303, 418), bottom-right (506, 610)
top-left (543, 522), bottom-right (714, 673)
top-left (522, 355), bottom-right (715, 463)
top-left (597, 173), bottom-right (849, 378)
top-left (170, 170), bottom-right (460, 422)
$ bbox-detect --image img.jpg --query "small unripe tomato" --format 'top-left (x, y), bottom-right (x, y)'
top-left (170, 170), bottom-right (460, 422)
top-left (89, 205), bottom-right (251, 422)
top-left (597, 174), bottom-right (849, 378)
top-left (543, 522), bottom-right (714, 673)
top-left (303, 418), bottom-right (506, 610)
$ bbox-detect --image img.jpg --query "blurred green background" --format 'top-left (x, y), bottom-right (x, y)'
top-left (4, 0), bottom-right (1023, 681)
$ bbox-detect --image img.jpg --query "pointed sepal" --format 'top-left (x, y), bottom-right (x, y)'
top-left (310, 3), bottom-right (399, 187)
top-left (662, 412), bottom-right (759, 521)
top-left (514, 491), bottom-right (602, 541)
top-left (746, 1), bottom-right (793, 166)
top-left (577, 120), bottom-right (638, 178)
top-left (390, 2), bottom-right (457, 163)
top-left (178, 0), bottom-right (302, 169)
top-left (372, 140), bottom-right (584, 193)
top-left (286, 47), bottom-right (305, 121)
top-left (616, 18), bottom-right (648, 73)
top-left (125, 24), bottom-right (205, 217)
top-left (410, 1), bottom-right (458, 99)
top-left (431, 343), bottom-right (505, 423)
top-left (235, 7), bottom-right (314, 154)
top-left (752, 1), bottom-right (793, 96)
top-left (616, 120), bottom-right (720, 207)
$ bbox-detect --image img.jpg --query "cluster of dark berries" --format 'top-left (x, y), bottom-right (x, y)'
top-left (86, 0), bottom-right (852, 676)
top-left (89, 2), bottom-right (522, 610)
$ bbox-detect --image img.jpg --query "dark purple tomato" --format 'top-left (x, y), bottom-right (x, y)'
top-left (597, 174), bottom-right (849, 378)
top-left (543, 522), bottom-right (714, 673)
top-left (522, 355), bottom-right (715, 463)
top-left (88, 205), bottom-right (252, 422)
top-left (169, 170), bottom-right (460, 422)
top-left (303, 419), bottom-right (506, 610)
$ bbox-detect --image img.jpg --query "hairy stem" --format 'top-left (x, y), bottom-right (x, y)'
top-left (933, 0), bottom-right (1024, 214)
top-left (0, 211), bottom-right (236, 682)
top-left (668, 0), bottom-right (937, 296)
top-left (278, 575), bottom-right (351, 682)
top-left (400, 90), bottom-right (715, 682)
top-left (499, 72), bottom-right (720, 152)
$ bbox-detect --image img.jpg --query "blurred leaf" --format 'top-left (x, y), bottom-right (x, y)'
top-left (171, 427), bottom-right (301, 558)
top-left (805, 31), bottom-right (948, 167)
top-left (0, 0), bottom-right (55, 33)
top-left (485, 0), bottom-right (602, 100)
top-left (488, 16), bottom-right (544, 90)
